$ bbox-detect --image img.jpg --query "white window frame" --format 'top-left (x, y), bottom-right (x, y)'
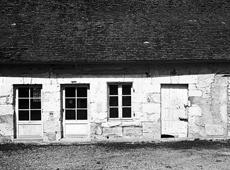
top-left (14, 85), bottom-right (43, 139)
top-left (61, 84), bottom-right (90, 138)
top-left (108, 83), bottom-right (132, 120)
top-left (63, 85), bottom-right (88, 121)
top-left (16, 86), bottom-right (42, 122)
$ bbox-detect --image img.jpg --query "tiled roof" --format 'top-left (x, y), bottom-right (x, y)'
top-left (1, 0), bottom-right (230, 64)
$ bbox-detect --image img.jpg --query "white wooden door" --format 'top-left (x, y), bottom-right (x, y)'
top-left (62, 86), bottom-right (89, 138)
top-left (16, 86), bottom-right (42, 138)
top-left (161, 84), bottom-right (188, 137)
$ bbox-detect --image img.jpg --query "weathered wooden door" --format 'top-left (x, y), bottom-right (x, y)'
top-left (62, 85), bottom-right (89, 138)
top-left (16, 86), bottom-right (42, 138)
top-left (161, 84), bottom-right (188, 137)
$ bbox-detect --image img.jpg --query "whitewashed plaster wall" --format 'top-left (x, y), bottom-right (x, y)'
top-left (0, 63), bottom-right (229, 142)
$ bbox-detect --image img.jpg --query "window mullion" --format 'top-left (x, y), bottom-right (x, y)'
top-left (118, 85), bottom-right (122, 118)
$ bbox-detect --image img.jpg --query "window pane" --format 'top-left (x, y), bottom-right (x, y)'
top-left (65, 110), bottom-right (76, 120)
top-left (65, 87), bottom-right (75, 97)
top-left (110, 108), bottom-right (118, 118)
top-left (77, 87), bottom-right (87, 97)
top-left (19, 88), bottom-right (29, 97)
top-left (65, 99), bottom-right (76, 108)
top-left (19, 99), bottom-right (29, 109)
top-left (122, 96), bottom-right (131, 106)
top-left (31, 99), bottom-right (41, 109)
top-left (31, 110), bottom-right (41, 120)
top-left (77, 110), bottom-right (87, 120)
top-left (109, 97), bottom-right (118, 106)
top-left (122, 108), bottom-right (131, 118)
top-left (19, 111), bottom-right (29, 120)
top-left (109, 85), bottom-right (118, 95)
top-left (30, 88), bottom-right (41, 98)
top-left (122, 85), bottom-right (131, 95)
top-left (77, 99), bottom-right (87, 108)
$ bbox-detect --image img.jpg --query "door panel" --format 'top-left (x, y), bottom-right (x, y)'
top-left (161, 84), bottom-right (188, 137)
top-left (63, 86), bottom-right (89, 138)
top-left (18, 124), bottom-right (42, 138)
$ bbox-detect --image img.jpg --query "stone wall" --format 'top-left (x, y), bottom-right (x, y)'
top-left (0, 62), bottom-right (229, 142)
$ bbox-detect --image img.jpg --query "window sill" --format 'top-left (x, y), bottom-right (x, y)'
top-left (108, 118), bottom-right (133, 121)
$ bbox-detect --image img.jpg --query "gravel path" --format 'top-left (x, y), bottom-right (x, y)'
top-left (1, 140), bottom-right (230, 170)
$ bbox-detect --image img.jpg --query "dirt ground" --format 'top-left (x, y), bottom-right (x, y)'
top-left (1, 140), bottom-right (230, 170)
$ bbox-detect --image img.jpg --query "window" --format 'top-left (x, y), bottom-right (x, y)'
top-left (108, 84), bottom-right (132, 119)
top-left (64, 86), bottom-right (88, 120)
top-left (17, 87), bottom-right (42, 121)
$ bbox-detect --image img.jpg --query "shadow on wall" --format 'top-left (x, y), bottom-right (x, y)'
top-left (1, 62), bottom-right (230, 78)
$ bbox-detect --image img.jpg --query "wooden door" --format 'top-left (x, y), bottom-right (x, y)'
top-left (62, 85), bottom-right (89, 138)
top-left (16, 86), bottom-right (42, 138)
top-left (161, 84), bottom-right (188, 137)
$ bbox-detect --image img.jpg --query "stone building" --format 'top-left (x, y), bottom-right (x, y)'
top-left (1, 0), bottom-right (230, 143)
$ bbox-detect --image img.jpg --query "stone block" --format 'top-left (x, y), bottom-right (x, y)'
top-left (0, 105), bottom-right (14, 115)
top-left (43, 121), bottom-right (61, 132)
top-left (142, 103), bottom-right (160, 114)
top-left (188, 105), bottom-right (202, 116)
top-left (146, 93), bottom-right (160, 103)
top-left (154, 77), bottom-right (171, 84)
top-left (2, 77), bottom-right (23, 84)
top-left (42, 85), bottom-right (60, 92)
top-left (188, 83), bottom-right (197, 90)
top-left (178, 75), bottom-right (198, 84)
top-left (103, 127), bottom-right (122, 136)
top-left (0, 136), bottom-right (12, 144)
top-left (205, 124), bottom-right (225, 136)
top-left (42, 92), bottom-right (60, 103)
top-left (101, 122), bottom-right (121, 128)
top-left (133, 111), bottom-right (144, 120)
top-left (169, 76), bottom-right (180, 84)
top-left (142, 122), bottom-right (155, 133)
top-left (133, 93), bottom-right (146, 103)
top-left (91, 111), bottom-right (107, 122)
top-left (32, 78), bottom-right (51, 85)
top-left (91, 123), bottom-right (103, 135)
top-left (121, 121), bottom-right (142, 127)
top-left (0, 95), bottom-right (13, 105)
top-left (96, 126), bottom-right (102, 135)
top-left (0, 116), bottom-right (13, 136)
top-left (197, 75), bottom-right (215, 88)
top-left (0, 86), bottom-right (13, 96)
top-left (189, 90), bottom-right (202, 97)
top-left (220, 104), bottom-right (227, 124)
top-left (42, 102), bottom-right (61, 113)
top-left (132, 103), bottom-right (142, 113)
top-left (123, 127), bottom-right (142, 137)
top-left (44, 132), bottom-right (56, 142)
top-left (151, 83), bottom-right (161, 93)
top-left (142, 122), bottom-right (160, 139)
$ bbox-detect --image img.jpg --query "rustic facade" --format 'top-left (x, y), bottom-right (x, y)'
top-left (0, 62), bottom-right (230, 142)
top-left (1, 0), bottom-right (230, 143)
